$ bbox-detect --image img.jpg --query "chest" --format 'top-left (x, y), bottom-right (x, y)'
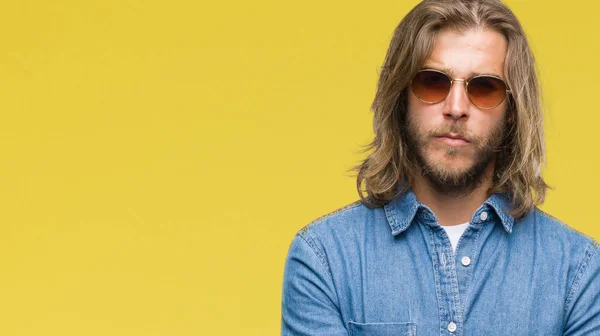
top-left (332, 224), bottom-right (567, 335)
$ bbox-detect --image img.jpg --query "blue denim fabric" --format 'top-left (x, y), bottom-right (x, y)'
top-left (281, 190), bottom-right (600, 335)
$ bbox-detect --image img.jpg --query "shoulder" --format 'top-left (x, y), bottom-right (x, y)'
top-left (299, 201), bottom-right (365, 234)
top-left (526, 207), bottom-right (599, 250)
top-left (290, 200), bottom-right (387, 264)
top-left (296, 200), bottom-right (386, 240)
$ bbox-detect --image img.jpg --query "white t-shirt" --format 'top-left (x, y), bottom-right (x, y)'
top-left (441, 222), bottom-right (470, 253)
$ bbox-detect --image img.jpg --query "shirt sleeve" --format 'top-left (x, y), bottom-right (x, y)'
top-left (563, 241), bottom-right (600, 335)
top-left (281, 233), bottom-right (347, 336)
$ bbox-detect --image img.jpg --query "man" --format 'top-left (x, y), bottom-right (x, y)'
top-left (281, 0), bottom-right (600, 335)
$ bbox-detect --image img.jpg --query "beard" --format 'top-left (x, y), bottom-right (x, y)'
top-left (404, 115), bottom-right (506, 197)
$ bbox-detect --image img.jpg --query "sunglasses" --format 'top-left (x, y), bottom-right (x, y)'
top-left (410, 69), bottom-right (511, 110)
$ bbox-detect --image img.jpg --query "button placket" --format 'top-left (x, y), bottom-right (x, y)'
top-left (452, 216), bottom-right (484, 334)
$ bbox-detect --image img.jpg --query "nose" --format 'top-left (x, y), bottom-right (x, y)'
top-left (443, 79), bottom-right (470, 120)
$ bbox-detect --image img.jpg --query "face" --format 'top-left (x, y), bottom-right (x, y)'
top-left (406, 28), bottom-right (509, 195)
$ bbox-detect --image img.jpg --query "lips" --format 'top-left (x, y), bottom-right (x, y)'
top-left (438, 133), bottom-right (470, 143)
top-left (435, 133), bottom-right (470, 146)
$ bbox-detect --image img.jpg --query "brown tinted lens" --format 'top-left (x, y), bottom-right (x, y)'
top-left (411, 70), bottom-right (451, 103)
top-left (467, 76), bottom-right (507, 109)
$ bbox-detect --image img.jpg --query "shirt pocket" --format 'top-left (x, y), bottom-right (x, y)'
top-left (348, 321), bottom-right (416, 336)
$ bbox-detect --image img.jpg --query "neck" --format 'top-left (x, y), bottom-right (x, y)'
top-left (411, 163), bottom-right (494, 226)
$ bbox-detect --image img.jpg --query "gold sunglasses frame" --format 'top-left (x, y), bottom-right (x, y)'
top-left (410, 68), bottom-right (512, 110)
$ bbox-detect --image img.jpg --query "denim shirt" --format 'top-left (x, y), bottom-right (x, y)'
top-left (281, 191), bottom-right (600, 335)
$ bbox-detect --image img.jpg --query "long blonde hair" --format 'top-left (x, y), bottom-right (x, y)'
top-left (355, 0), bottom-right (548, 218)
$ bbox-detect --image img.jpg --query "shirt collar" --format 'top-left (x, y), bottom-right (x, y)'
top-left (383, 189), bottom-right (422, 236)
top-left (483, 192), bottom-right (515, 233)
top-left (383, 189), bottom-right (515, 236)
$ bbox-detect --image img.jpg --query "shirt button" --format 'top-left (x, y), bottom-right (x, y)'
top-left (480, 211), bottom-right (488, 221)
top-left (448, 322), bottom-right (457, 333)
top-left (461, 256), bottom-right (471, 266)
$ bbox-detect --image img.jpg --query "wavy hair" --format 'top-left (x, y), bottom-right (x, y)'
top-left (355, 0), bottom-right (548, 218)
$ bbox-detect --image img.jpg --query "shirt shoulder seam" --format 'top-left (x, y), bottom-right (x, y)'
top-left (296, 232), bottom-right (332, 277)
top-left (564, 240), bottom-right (600, 315)
top-left (294, 231), bottom-right (344, 316)
top-left (295, 200), bottom-right (363, 276)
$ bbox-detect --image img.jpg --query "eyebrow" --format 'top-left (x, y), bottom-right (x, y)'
top-left (420, 65), bottom-right (503, 79)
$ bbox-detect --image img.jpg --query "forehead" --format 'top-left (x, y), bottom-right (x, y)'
top-left (423, 28), bottom-right (508, 79)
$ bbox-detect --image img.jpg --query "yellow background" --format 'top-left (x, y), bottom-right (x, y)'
top-left (0, 0), bottom-right (597, 334)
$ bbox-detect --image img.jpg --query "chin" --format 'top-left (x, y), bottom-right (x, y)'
top-left (424, 152), bottom-right (476, 172)
top-left (428, 149), bottom-right (474, 167)
top-left (433, 164), bottom-right (472, 178)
